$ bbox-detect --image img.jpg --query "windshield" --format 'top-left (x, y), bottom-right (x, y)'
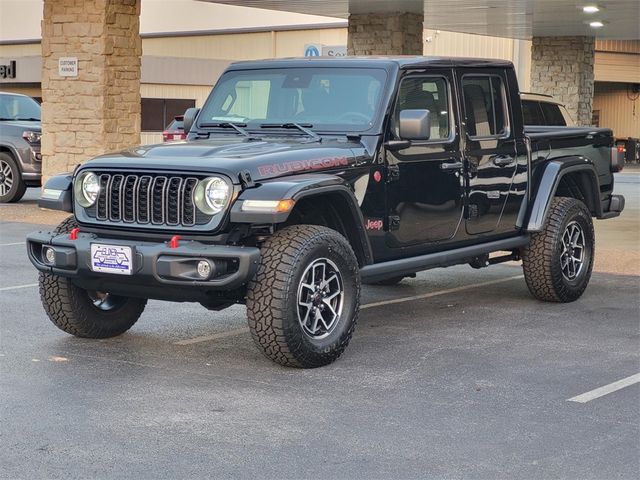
top-left (0, 94), bottom-right (41, 121)
top-left (197, 67), bottom-right (387, 133)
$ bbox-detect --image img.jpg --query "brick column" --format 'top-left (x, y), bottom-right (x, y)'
top-left (41, 0), bottom-right (141, 180)
top-left (347, 12), bottom-right (424, 56)
top-left (530, 36), bottom-right (595, 126)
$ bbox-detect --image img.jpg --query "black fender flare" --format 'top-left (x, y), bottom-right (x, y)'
top-left (230, 173), bottom-right (373, 265)
top-left (38, 174), bottom-right (73, 212)
top-left (525, 157), bottom-right (601, 232)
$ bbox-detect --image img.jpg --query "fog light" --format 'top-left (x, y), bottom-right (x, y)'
top-left (196, 260), bottom-right (212, 279)
top-left (44, 247), bottom-right (56, 264)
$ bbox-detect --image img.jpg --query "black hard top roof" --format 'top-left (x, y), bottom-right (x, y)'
top-left (227, 56), bottom-right (515, 70)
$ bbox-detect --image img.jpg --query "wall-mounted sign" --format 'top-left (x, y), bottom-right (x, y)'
top-left (58, 57), bottom-right (78, 77)
top-left (304, 44), bottom-right (321, 57)
top-left (0, 60), bottom-right (16, 79)
top-left (304, 44), bottom-right (347, 57)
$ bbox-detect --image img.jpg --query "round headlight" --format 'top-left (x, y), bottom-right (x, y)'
top-left (74, 172), bottom-right (99, 207)
top-left (194, 176), bottom-right (230, 215)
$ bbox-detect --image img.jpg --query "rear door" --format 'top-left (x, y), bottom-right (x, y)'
top-left (458, 70), bottom-right (524, 235)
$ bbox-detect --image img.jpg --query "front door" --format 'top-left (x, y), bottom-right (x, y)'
top-left (385, 70), bottom-right (464, 250)
top-left (458, 70), bottom-right (522, 235)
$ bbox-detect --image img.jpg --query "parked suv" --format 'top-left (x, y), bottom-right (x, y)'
top-left (28, 58), bottom-right (625, 368)
top-left (0, 92), bottom-right (42, 202)
top-left (521, 92), bottom-right (574, 126)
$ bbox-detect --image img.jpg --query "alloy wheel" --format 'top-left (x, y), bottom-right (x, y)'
top-left (560, 221), bottom-right (586, 281)
top-left (296, 258), bottom-right (344, 339)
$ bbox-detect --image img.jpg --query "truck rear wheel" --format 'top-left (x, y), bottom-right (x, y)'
top-left (522, 197), bottom-right (595, 303)
top-left (39, 216), bottom-right (147, 338)
top-left (246, 225), bottom-right (360, 368)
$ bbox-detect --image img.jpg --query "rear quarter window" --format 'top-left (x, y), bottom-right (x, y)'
top-left (522, 100), bottom-right (545, 125)
top-left (540, 102), bottom-right (567, 126)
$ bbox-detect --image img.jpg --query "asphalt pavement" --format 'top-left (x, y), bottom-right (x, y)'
top-left (0, 175), bottom-right (638, 479)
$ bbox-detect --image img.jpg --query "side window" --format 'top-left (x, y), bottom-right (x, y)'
top-left (462, 75), bottom-right (509, 138)
top-left (522, 100), bottom-right (545, 125)
top-left (394, 76), bottom-right (451, 141)
top-left (540, 102), bottom-right (567, 126)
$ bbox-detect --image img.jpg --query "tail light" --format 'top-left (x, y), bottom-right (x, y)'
top-left (162, 131), bottom-right (172, 142)
top-left (611, 145), bottom-right (625, 173)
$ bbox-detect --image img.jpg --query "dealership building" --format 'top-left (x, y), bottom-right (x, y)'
top-left (0, 0), bottom-right (638, 177)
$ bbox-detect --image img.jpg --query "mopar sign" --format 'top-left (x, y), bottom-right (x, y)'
top-left (304, 44), bottom-right (347, 57)
top-left (304, 44), bottom-right (321, 57)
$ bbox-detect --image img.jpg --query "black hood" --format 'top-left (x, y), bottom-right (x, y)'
top-left (83, 137), bottom-right (363, 184)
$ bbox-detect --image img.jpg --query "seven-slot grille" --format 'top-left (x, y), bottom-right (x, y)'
top-left (94, 173), bottom-right (200, 227)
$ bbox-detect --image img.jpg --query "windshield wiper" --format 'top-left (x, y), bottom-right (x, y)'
top-left (13, 117), bottom-right (40, 121)
top-left (259, 123), bottom-right (321, 143)
top-left (198, 122), bottom-right (260, 140)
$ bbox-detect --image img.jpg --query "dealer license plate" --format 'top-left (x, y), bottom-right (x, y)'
top-left (90, 244), bottom-right (133, 275)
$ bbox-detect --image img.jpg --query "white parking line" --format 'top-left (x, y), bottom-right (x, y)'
top-left (174, 274), bottom-right (524, 345)
top-left (0, 283), bottom-right (38, 292)
top-left (0, 242), bottom-right (24, 247)
top-left (174, 327), bottom-right (250, 345)
top-left (567, 373), bottom-right (640, 403)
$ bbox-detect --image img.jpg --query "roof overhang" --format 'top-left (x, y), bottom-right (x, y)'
top-left (200, 1), bottom-right (640, 40)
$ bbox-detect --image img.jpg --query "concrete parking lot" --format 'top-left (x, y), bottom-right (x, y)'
top-left (1, 174), bottom-right (638, 479)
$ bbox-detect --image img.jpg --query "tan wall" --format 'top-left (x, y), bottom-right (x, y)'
top-left (142, 27), bottom-right (348, 60)
top-left (593, 83), bottom-right (640, 139)
top-left (0, 43), bottom-right (41, 56)
top-left (141, 132), bottom-right (162, 145)
top-left (140, 83), bottom-right (211, 106)
top-left (596, 40), bottom-right (640, 54)
top-left (594, 52), bottom-right (640, 84)
top-left (423, 29), bottom-right (532, 90)
top-left (0, 85), bottom-right (41, 97)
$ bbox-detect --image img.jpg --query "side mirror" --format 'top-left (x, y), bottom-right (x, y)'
top-left (398, 109), bottom-right (431, 141)
top-left (183, 107), bottom-right (200, 134)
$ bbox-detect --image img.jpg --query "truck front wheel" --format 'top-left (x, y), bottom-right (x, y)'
top-left (38, 216), bottom-right (147, 338)
top-left (246, 225), bottom-right (360, 368)
top-left (522, 197), bottom-right (595, 303)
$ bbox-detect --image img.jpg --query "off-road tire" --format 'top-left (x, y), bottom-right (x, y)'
top-left (0, 152), bottom-right (27, 203)
top-left (522, 197), bottom-right (595, 303)
top-left (246, 225), bottom-right (361, 368)
top-left (39, 216), bottom-right (147, 338)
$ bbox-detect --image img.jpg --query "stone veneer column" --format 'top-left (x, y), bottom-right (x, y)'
top-left (41, 0), bottom-right (141, 180)
top-left (530, 36), bottom-right (595, 126)
top-left (347, 12), bottom-right (424, 56)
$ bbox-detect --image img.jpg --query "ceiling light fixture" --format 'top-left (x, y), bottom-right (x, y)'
top-left (583, 5), bottom-right (600, 14)
top-left (589, 21), bottom-right (605, 28)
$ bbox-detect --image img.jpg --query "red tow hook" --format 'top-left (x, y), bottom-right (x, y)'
top-left (169, 235), bottom-right (181, 249)
top-left (69, 227), bottom-right (80, 240)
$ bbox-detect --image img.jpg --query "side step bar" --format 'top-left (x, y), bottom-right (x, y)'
top-left (360, 235), bottom-right (530, 283)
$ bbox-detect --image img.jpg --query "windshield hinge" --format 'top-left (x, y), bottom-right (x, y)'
top-left (239, 170), bottom-right (255, 189)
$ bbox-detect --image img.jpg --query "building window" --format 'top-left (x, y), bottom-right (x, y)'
top-left (141, 98), bottom-right (195, 132)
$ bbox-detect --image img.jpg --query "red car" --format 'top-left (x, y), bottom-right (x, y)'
top-left (162, 115), bottom-right (186, 142)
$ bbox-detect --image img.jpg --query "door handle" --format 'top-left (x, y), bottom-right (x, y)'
top-left (440, 161), bottom-right (463, 171)
top-left (491, 155), bottom-right (515, 167)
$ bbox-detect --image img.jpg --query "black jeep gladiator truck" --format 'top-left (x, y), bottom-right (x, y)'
top-left (27, 57), bottom-right (625, 368)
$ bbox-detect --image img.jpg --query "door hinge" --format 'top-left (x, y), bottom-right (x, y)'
top-left (387, 165), bottom-right (400, 183)
top-left (389, 215), bottom-right (400, 231)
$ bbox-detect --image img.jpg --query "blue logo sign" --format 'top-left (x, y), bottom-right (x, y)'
top-left (304, 45), bottom-right (320, 57)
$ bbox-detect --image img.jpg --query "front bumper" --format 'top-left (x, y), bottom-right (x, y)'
top-left (26, 230), bottom-right (260, 300)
